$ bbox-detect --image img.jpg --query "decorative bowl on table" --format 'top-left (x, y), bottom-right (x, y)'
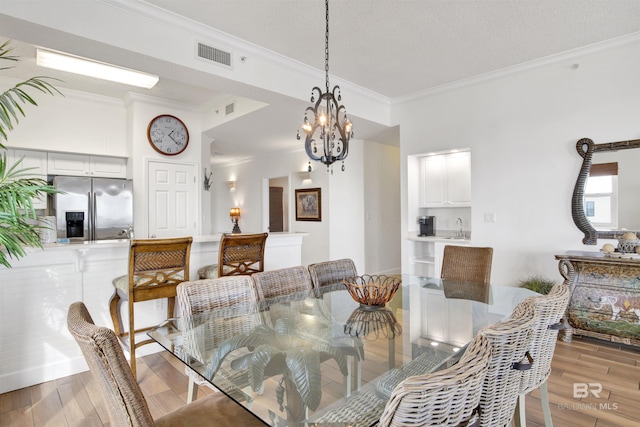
top-left (343, 274), bottom-right (402, 309)
top-left (617, 238), bottom-right (640, 253)
top-left (344, 306), bottom-right (402, 339)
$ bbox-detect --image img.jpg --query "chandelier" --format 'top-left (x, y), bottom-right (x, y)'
top-left (297, 0), bottom-right (353, 173)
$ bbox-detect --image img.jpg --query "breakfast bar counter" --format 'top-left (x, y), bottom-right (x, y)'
top-left (0, 232), bottom-right (306, 394)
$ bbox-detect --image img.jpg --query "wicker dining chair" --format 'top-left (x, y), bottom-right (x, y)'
top-left (308, 258), bottom-right (357, 289)
top-left (109, 236), bottom-right (192, 378)
top-left (477, 299), bottom-right (536, 427)
top-left (67, 302), bottom-right (263, 427)
top-left (252, 265), bottom-right (313, 299)
top-left (177, 276), bottom-right (259, 403)
top-left (198, 233), bottom-right (268, 279)
top-left (440, 245), bottom-right (493, 284)
top-left (314, 334), bottom-right (492, 427)
top-left (375, 347), bottom-right (448, 399)
top-left (513, 284), bottom-right (571, 427)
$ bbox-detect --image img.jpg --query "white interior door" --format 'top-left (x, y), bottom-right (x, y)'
top-left (148, 160), bottom-right (198, 238)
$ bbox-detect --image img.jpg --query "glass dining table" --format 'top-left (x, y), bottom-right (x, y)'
top-left (148, 275), bottom-right (538, 426)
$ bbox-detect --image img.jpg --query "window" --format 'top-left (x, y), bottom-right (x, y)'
top-left (585, 162), bottom-right (618, 229)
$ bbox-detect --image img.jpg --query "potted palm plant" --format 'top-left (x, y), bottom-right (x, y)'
top-left (0, 40), bottom-right (61, 267)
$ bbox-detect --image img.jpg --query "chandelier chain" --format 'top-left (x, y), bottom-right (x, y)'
top-left (325, 0), bottom-right (330, 93)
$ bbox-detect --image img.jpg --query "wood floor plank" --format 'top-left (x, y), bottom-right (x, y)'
top-left (2, 335), bottom-right (638, 426)
top-left (77, 371), bottom-right (109, 425)
top-left (0, 409), bottom-right (33, 427)
top-left (29, 381), bottom-right (67, 427)
top-left (0, 387), bottom-right (31, 415)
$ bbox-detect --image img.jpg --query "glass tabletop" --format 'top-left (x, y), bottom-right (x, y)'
top-left (148, 275), bottom-right (537, 426)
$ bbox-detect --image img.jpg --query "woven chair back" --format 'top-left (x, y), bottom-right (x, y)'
top-left (67, 302), bottom-right (155, 427)
top-left (308, 258), bottom-right (357, 289)
top-left (379, 334), bottom-right (492, 427)
top-left (217, 233), bottom-right (268, 276)
top-left (478, 300), bottom-right (535, 427)
top-left (440, 245), bottom-right (493, 285)
top-left (128, 237), bottom-right (192, 302)
top-left (516, 284), bottom-right (571, 394)
top-left (252, 265), bottom-right (313, 299)
top-left (177, 276), bottom-right (260, 364)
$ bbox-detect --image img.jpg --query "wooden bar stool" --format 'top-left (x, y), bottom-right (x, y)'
top-left (108, 236), bottom-right (192, 378)
top-left (197, 232), bottom-right (267, 279)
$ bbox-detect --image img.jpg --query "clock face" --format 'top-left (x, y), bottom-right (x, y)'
top-left (147, 114), bottom-right (189, 156)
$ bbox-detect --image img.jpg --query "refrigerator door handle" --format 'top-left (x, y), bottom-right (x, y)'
top-left (87, 192), bottom-right (91, 241)
top-left (92, 192), bottom-right (97, 241)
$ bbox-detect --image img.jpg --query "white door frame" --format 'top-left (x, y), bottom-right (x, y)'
top-left (262, 174), bottom-right (292, 233)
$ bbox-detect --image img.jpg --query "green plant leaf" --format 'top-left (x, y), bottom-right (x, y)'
top-left (0, 154), bottom-right (60, 268)
top-left (0, 39), bottom-right (62, 266)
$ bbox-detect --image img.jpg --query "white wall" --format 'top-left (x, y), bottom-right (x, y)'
top-left (328, 141), bottom-right (366, 271)
top-left (0, 83), bottom-right (128, 156)
top-left (212, 139), bottom-right (401, 274)
top-left (363, 141), bottom-right (401, 274)
top-left (395, 37), bottom-right (640, 286)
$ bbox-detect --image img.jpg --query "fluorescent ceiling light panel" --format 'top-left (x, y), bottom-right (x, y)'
top-left (36, 48), bottom-right (159, 89)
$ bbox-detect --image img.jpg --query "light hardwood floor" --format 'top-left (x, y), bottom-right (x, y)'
top-left (0, 336), bottom-right (638, 427)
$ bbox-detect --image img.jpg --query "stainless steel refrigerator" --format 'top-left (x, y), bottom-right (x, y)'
top-left (52, 176), bottom-right (133, 242)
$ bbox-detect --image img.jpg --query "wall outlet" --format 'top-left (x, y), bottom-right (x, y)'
top-left (484, 212), bottom-right (497, 223)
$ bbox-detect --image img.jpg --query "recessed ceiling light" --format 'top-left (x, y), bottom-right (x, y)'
top-left (36, 48), bottom-right (159, 89)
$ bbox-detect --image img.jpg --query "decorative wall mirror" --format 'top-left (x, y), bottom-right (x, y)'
top-left (572, 137), bottom-right (640, 244)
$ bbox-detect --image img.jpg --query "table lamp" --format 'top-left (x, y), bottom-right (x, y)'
top-left (230, 207), bottom-right (241, 233)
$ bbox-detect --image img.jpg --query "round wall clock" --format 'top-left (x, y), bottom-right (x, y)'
top-left (147, 114), bottom-right (189, 156)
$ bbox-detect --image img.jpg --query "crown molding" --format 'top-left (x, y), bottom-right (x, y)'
top-left (393, 31), bottom-right (640, 104)
top-left (99, 0), bottom-right (389, 106)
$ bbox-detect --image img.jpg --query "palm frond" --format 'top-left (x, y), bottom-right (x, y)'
top-left (0, 76), bottom-right (63, 142)
top-left (0, 39), bottom-right (62, 267)
top-left (0, 39), bottom-right (18, 70)
top-left (0, 154), bottom-right (59, 268)
top-left (286, 349), bottom-right (322, 411)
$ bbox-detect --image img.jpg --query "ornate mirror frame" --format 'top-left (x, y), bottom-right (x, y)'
top-left (572, 137), bottom-right (640, 244)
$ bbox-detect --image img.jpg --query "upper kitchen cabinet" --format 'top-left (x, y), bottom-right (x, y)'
top-left (8, 149), bottom-right (48, 209)
top-left (48, 152), bottom-right (127, 178)
top-left (419, 151), bottom-right (471, 207)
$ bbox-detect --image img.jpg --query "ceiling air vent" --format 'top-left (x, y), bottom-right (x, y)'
top-left (197, 42), bottom-right (232, 68)
top-left (225, 102), bottom-right (235, 115)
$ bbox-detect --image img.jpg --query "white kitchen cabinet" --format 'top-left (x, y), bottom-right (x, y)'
top-left (48, 152), bottom-right (127, 178)
top-left (89, 156), bottom-right (128, 178)
top-left (419, 151), bottom-right (471, 207)
top-left (8, 149), bottom-right (48, 209)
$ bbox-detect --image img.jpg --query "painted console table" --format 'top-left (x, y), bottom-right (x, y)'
top-left (555, 251), bottom-right (640, 347)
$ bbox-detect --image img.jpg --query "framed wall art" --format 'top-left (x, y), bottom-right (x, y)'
top-left (295, 187), bottom-right (321, 221)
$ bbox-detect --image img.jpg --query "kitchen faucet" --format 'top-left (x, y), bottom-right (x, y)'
top-left (456, 218), bottom-right (463, 238)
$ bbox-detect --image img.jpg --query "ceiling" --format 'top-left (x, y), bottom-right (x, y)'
top-left (2, 1), bottom-right (640, 164)
top-left (145, 0), bottom-right (640, 98)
